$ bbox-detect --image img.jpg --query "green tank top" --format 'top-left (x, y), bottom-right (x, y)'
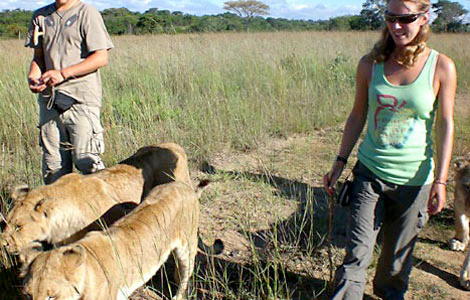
top-left (358, 50), bottom-right (439, 186)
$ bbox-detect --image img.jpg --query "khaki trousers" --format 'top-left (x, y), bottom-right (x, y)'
top-left (38, 99), bottom-right (105, 184)
top-left (331, 161), bottom-right (431, 300)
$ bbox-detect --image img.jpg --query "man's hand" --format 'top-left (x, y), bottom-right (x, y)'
top-left (40, 70), bottom-right (65, 87)
top-left (28, 77), bottom-right (47, 93)
top-left (428, 182), bottom-right (446, 215)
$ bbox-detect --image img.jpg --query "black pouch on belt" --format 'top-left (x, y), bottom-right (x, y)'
top-left (54, 92), bottom-right (77, 114)
top-left (337, 179), bottom-right (353, 207)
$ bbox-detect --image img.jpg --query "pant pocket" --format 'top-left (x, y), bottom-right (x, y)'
top-left (87, 117), bottom-right (105, 155)
top-left (417, 208), bottom-right (429, 229)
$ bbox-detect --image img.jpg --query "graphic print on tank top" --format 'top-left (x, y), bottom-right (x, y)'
top-left (374, 94), bottom-right (418, 149)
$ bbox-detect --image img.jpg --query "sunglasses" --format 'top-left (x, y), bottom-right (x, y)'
top-left (384, 11), bottom-right (424, 24)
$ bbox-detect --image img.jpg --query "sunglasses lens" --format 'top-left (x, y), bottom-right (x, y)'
top-left (385, 13), bottom-right (420, 24)
top-left (400, 15), bottom-right (419, 24)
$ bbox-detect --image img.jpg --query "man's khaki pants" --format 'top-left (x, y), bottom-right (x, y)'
top-left (39, 99), bottom-right (105, 184)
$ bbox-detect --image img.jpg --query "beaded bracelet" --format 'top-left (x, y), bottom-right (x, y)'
top-left (434, 180), bottom-right (447, 186)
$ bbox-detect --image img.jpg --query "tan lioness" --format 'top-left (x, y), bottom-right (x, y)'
top-left (1, 143), bottom-right (191, 260)
top-left (22, 180), bottom-right (205, 300)
top-left (447, 159), bottom-right (470, 289)
top-left (449, 159), bottom-right (470, 252)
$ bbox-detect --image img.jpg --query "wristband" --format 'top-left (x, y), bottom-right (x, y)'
top-left (434, 180), bottom-right (447, 186)
top-left (60, 69), bottom-right (68, 80)
top-left (335, 155), bottom-right (348, 165)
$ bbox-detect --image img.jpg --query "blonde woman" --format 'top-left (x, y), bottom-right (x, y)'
top-left (323, 0), bottom-right (456, 299)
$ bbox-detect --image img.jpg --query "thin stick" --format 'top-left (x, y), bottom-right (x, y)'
top-left (0, 211), bottom-right (6, 224)
top-left (327, 192), bottom-right (335, 295)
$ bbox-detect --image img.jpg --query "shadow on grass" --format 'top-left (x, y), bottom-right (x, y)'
top-left (417, 236), bottom-right (449, 249)
top-left (427, 208), bottom-right (455, 228)
top-left (150, 250), bottom-right (329, 300)
top-left (201, 162), bottom-right (350, 249)
top-left (414, 256), bottom-right (461, 289)
top-left (195, 162), bottom-right (356, 299)
top-left (195, 251), bottom-right (329, 300)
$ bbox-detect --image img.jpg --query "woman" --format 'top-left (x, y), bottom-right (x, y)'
top-left (323, 0), bottom-right (456, 299)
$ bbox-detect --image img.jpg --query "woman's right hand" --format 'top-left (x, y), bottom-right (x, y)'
top-left (323, 160), bottom-right (345, 196)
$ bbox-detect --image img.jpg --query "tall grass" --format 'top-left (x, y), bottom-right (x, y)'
top-left (2, 31), bottom-right (469, 187)
top-left (0, 32), bottom-right (369, 187)
top-left (102, 32), bottom-right (366, 160)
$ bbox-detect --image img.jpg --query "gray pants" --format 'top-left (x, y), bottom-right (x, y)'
top-left (331, 162), bottom-right (431, 300)
top-left (39, 99), bottom-right (105, 184)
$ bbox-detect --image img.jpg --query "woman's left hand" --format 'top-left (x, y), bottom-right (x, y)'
top-left (427, 182), bottom-right (446, 215)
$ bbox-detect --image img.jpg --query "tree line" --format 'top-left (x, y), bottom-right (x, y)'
top-left (0, 0), bottom-right (468, 39)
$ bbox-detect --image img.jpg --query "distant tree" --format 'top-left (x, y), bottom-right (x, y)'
top-left (432, 0), bottom-right (468, 32)
top-left (0, 9), bottom-right (31, 38)
top-left (136, 14), bottom-right (164, 34)
top-left (329, 16), bottom-right (354, 31)
top-left (136, 8), bottom-right (178, 34)
top-left (6, 23), bottom-right (27, 39)
top-left (223, 0), bottom-right (269, 29)
top-left (359, 0), bottom-right (386, 30)
top-left (267, 17), bottom-right (295, 31)
top-left (102, 8), bottom-right (138, 35)
top-left (348, 15), bottom-right (363, 30)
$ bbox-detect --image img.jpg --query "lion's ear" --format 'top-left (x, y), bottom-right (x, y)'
top-left (62, 244), bottom-right (86, 267)
top-left (18, 243), bottom-right (43, 278)
top-left (455, 158), bottom-right (466, 170)
top-left (33, 199), bottom-right (49, 218)
top-left (11, 185), bottom-right (30, 202)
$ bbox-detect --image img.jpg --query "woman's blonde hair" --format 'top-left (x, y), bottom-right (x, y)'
top-left (370, 0), bottom-right (431, 67)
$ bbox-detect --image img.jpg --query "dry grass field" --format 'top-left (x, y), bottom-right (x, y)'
top-left (0, 31), bottom-right (469, 300)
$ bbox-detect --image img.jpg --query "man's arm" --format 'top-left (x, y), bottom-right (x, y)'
top-left (28, 47), bottom-right (47, 93)
top-left (40, 49), bottom-right (109, 87)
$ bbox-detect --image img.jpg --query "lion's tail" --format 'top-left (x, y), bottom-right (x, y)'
top-left (198, 236), bottom-right (224, 255)
top-left (195, 179), bottom-right (210, 198)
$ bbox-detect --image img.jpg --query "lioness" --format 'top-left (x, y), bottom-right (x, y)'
top-left (447, 159), bottom-right (470, 289)
top-left (1, 143), bottom-right (191, 261)
top-left (449, 159), bottom-right (470, 252)
top-left (22, 180), bottom-right (205, 300)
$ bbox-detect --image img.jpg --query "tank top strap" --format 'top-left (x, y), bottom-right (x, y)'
top-left (371, 61), bottom-right (385, 85)
top-left (415, 49), bottom-right (439, 88)
top-left (427, 49), bottom-right (439, 88)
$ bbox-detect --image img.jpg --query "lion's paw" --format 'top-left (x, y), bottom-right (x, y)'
top-left (450, 238), bottom-right (467, 251)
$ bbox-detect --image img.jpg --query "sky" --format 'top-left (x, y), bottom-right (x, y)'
top-left (1, 0), bottom-right (470, 20)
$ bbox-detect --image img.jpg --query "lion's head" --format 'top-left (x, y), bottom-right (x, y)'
top-left (2, 185), bottom-right (54, 254)
top-left (455, 158), bottom-right (470, 198)
top-left (22, 245), bottom-right (87, 300)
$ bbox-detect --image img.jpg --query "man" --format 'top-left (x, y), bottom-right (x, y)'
top-left (25, 0), bottom-right (114, 184)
